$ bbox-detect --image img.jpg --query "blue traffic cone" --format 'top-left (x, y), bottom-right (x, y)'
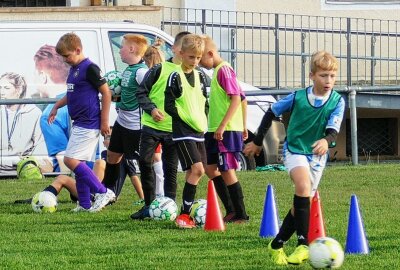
top-left (259, 184), bottom-right (279, 238)
top-left (345, 194), bottom-right (369, 254)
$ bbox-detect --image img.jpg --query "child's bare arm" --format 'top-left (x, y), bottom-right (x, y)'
top-left (214, 95), bottom-right (241, 140)
top-left (98, 83), bottom-right (111, 137)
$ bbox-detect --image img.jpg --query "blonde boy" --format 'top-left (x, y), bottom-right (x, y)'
top-left (164, 34), bottom-right (209, 228)
top-left (244, 51), bottom-right (345, 265)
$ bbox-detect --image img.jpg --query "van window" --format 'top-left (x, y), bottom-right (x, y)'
top-left (108, 32), bottom-right (174, 71)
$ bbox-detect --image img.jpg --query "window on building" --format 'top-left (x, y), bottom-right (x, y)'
top-left (0, 0), bottom-right (66, 7)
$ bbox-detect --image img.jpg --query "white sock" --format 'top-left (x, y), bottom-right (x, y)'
top-left (153, 161), bottom-right (164, 197)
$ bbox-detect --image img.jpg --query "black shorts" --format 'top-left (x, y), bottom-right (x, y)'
top-left (108, 121), bottom-right (141, 159)
top-left (176, 140), bottom-right (206, 171)
top-left (121, 157), bottom-right (138, 177)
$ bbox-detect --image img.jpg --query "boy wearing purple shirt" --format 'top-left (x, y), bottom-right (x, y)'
top-left (49, 33), bottom-right (115, 212)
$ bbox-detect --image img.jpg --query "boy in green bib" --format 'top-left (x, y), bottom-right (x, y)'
top-left (165, 34), bottom-right (209, 229)
top-left (244, 51), bottom-right (345, 266)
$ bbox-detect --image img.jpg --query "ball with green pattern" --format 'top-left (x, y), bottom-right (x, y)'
top-left (104, 70), bottom-right (122, 97)
top-left (149, 196), bottom-right (178, 221)
top-left (190, 199), bottom-right (207, 228)
top-left (31, 191), bottom-right (58, 213)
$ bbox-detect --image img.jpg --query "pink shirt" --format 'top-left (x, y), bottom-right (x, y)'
top-left (217, 65), bottom-right (245, 100)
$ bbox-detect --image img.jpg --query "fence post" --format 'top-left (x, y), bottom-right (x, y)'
top-left (274, 13), bottom-right (280, 89)
top-left (231, 28), bottom-right (237, 71)
top-left (201, 9), bottom-right (206, 34)
top-left (346, 18), bottom-right (352, 87)
top-left (349, 87), bottom-right (359, 165)
top-left (301, 32), bottom-right (306, 88)
top-left (370, 35), bottom-right (376, 86)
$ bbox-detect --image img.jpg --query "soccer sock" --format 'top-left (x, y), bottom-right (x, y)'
top-left (74, 162), bottom-right (106, 194)
top-left (271, 209), bottom-right (296, 249)
top-left (75, 175), bottom-right (91, 209)
top-left (293, 195), bottom-right (310, 246)
top-left (102, 162), bottom-right (120, 192)
top-left (43, 185), bottom-right (58, 197)
top-left (181, 182), bottom-right (197, 214)
top-left (153, 161), bottom-right (164, 197)
top-left (212, 175), bottom-right (234, 214)
top-left (227, 182), bottom-right (248, 219)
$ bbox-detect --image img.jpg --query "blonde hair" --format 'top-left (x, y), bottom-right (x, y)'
top-left (202, 35), bottom-right (217, 51)
top-left (180, 34), bottom-right (204, 55)
top-left (56, 32), bottom-right (82, 55)
top-left (123, 34), bottom-right (148, 57)
top-left (143, 38), bottom-right (165, 68)
top-left (310, 51), bottom-right (338, 73)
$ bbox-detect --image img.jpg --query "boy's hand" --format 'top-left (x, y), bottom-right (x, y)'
top-left (47, 108), bottom-right (58, 124)
top-left (312, 139), bottom-right (329, 156)
top-left (242, 129), bottom-right (248, 141)
top-left (151, 108), bottom-right (164, 122)
top-left (100, 122), bottom-right (110, 137)
top-left (214, 125), bottom-right (225, 141)
top-left (243, 142), bottom-right (262, 157)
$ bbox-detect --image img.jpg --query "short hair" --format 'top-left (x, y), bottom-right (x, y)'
top-left (310, 51), bottom-right (338, 73)
top-left (123, 34), bottom-right (148, 57)
top-left (0, 72), bottom-right (27, 99)
top-left (34, 45), bottom-right (70, 84)
top-left (143, 38), bottom-right (165, 68)
top-left (180, 34), bottom-right (204, 55)
top-left (202, 35), bottom-right (218, 51)
top-left (174, 31), bottom-right (191, 46)
top-left (56, 32), bottom-right (82, 55)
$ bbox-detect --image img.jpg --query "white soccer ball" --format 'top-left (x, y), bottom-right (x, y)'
top-left (309, 237), bottom-right (345, 269)
top-left (105, 70), bottom-right (122, 97)
top-left (31, 191), bottom-right (58, 213)
top-left (190, 199), bottom-right (207, 228)
top-left (149, 196), bottom-right (178, 221)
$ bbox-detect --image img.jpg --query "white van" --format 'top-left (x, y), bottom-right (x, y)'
top-left (0, 21), bottom-right (285, 176)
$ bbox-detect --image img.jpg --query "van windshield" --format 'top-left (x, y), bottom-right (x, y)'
top-left (108, 32), bottom-right (173, 71)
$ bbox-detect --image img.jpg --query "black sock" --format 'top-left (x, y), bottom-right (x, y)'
top-left (227, 182), bottom-right (248, 219)
top-left (43, 185), bottom-right (58, 197)
top-left (181, 182), bottom-right (197, 214)
top-left (294, 195), bottom-right (310, 246)
top-left (271, 209), bottom-right (296, 249)
top-left (212, 175), bottom-right (234, 214)
top-left (102, 162), bottom-right (120, 191)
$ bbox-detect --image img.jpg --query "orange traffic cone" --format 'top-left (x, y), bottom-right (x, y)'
top-left (204, 180), bottom-right (225, 231)
top-left (308, 190), bottom-right (326, 243)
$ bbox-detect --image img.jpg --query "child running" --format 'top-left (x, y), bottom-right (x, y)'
top-left (244, 50), bottom-right (345, 265)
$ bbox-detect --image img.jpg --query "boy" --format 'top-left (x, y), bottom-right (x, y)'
top-left (199, 35), bottom-right (249, 223)
top-left (132, 31), bottom-right (191, 220)
top-left (97, 34), bottom-right (148, 211)
top-left (244, 50), bottom-right (345, 265)
top-left (164, 34), bottom-right (209, 228)
top-left (49, 32), bottom-right (114, 212)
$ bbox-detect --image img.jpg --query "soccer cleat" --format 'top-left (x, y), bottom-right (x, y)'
top-left (71, 204), bottom-right (91, 212)
top-left (267, 241), bottom-right (288, 265)
top-left (223, 212), bottom-right (236, 223)
top-left (90, 188), bottom-right (116, 212)
top-left (287, 245), bottom-right (309, 265)
top-left (130, 205), bottom-right (151, 220)
top-left (175, 213), bottom-right (196, 229)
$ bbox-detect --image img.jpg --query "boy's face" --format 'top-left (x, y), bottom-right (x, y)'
top-left (119, 40), bottom-right (131, 64)
top-left (199, 50), bottom-right (213, 70)
top-left (60, 48), bottom-right (81, 67)
top-left (310, 69), bottom-right (337, 95)
top-left (180, 49), bottom-right (202, 72)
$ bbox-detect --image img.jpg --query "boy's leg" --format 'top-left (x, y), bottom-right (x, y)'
top-left (161, 135), bottom-right (178, 201)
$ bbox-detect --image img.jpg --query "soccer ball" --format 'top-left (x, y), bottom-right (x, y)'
top-left (31, 191), bottom-right (58, 213)
top-left (309, 237), bottom-right (345, 269)
top-left (104, 70), bottom-right (122, 97)
top-left (190, 199), bottom-right (207, 228)
top-left (149, 196), bottom-right (178, 221)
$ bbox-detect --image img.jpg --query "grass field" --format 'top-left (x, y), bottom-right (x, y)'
top-left (0, 164), bottom-right (399, 270)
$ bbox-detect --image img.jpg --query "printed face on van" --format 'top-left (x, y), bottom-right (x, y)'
top-left (0, 78), bottom-right (19, 99)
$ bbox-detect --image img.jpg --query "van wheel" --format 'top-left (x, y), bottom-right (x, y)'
top-left (237, 152), bottom-right (256, 171)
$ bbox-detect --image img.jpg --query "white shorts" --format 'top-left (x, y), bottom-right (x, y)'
top-left (65, 126), bottom-right (99, 162)
top-left (283, 147), bottom-right (327, 197)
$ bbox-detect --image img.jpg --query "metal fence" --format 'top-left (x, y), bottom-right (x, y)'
top-left (161, 7), bottom-right (400, 90)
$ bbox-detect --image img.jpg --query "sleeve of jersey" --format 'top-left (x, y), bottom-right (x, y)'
top-left (86, 64), bottom-right (107, 89)
top-left (217, 65), bottom-right (242, 96)
top-left (271, 93), bottom-right (295, 116)
top-left (136, 67), bottom-right (149, 85)
top-left (326, 96), bottom-right (345, 132)
top-left (136, 65), bottom-right (161, 114)
top-left (164, 72), bottom-right (182, 119)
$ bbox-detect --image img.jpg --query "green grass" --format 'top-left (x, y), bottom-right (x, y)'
top-left (0, 164), bottom-right (399, 270)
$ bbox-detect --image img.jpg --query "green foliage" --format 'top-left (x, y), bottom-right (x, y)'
top-left (0, 164), bottom-right (399, 269)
